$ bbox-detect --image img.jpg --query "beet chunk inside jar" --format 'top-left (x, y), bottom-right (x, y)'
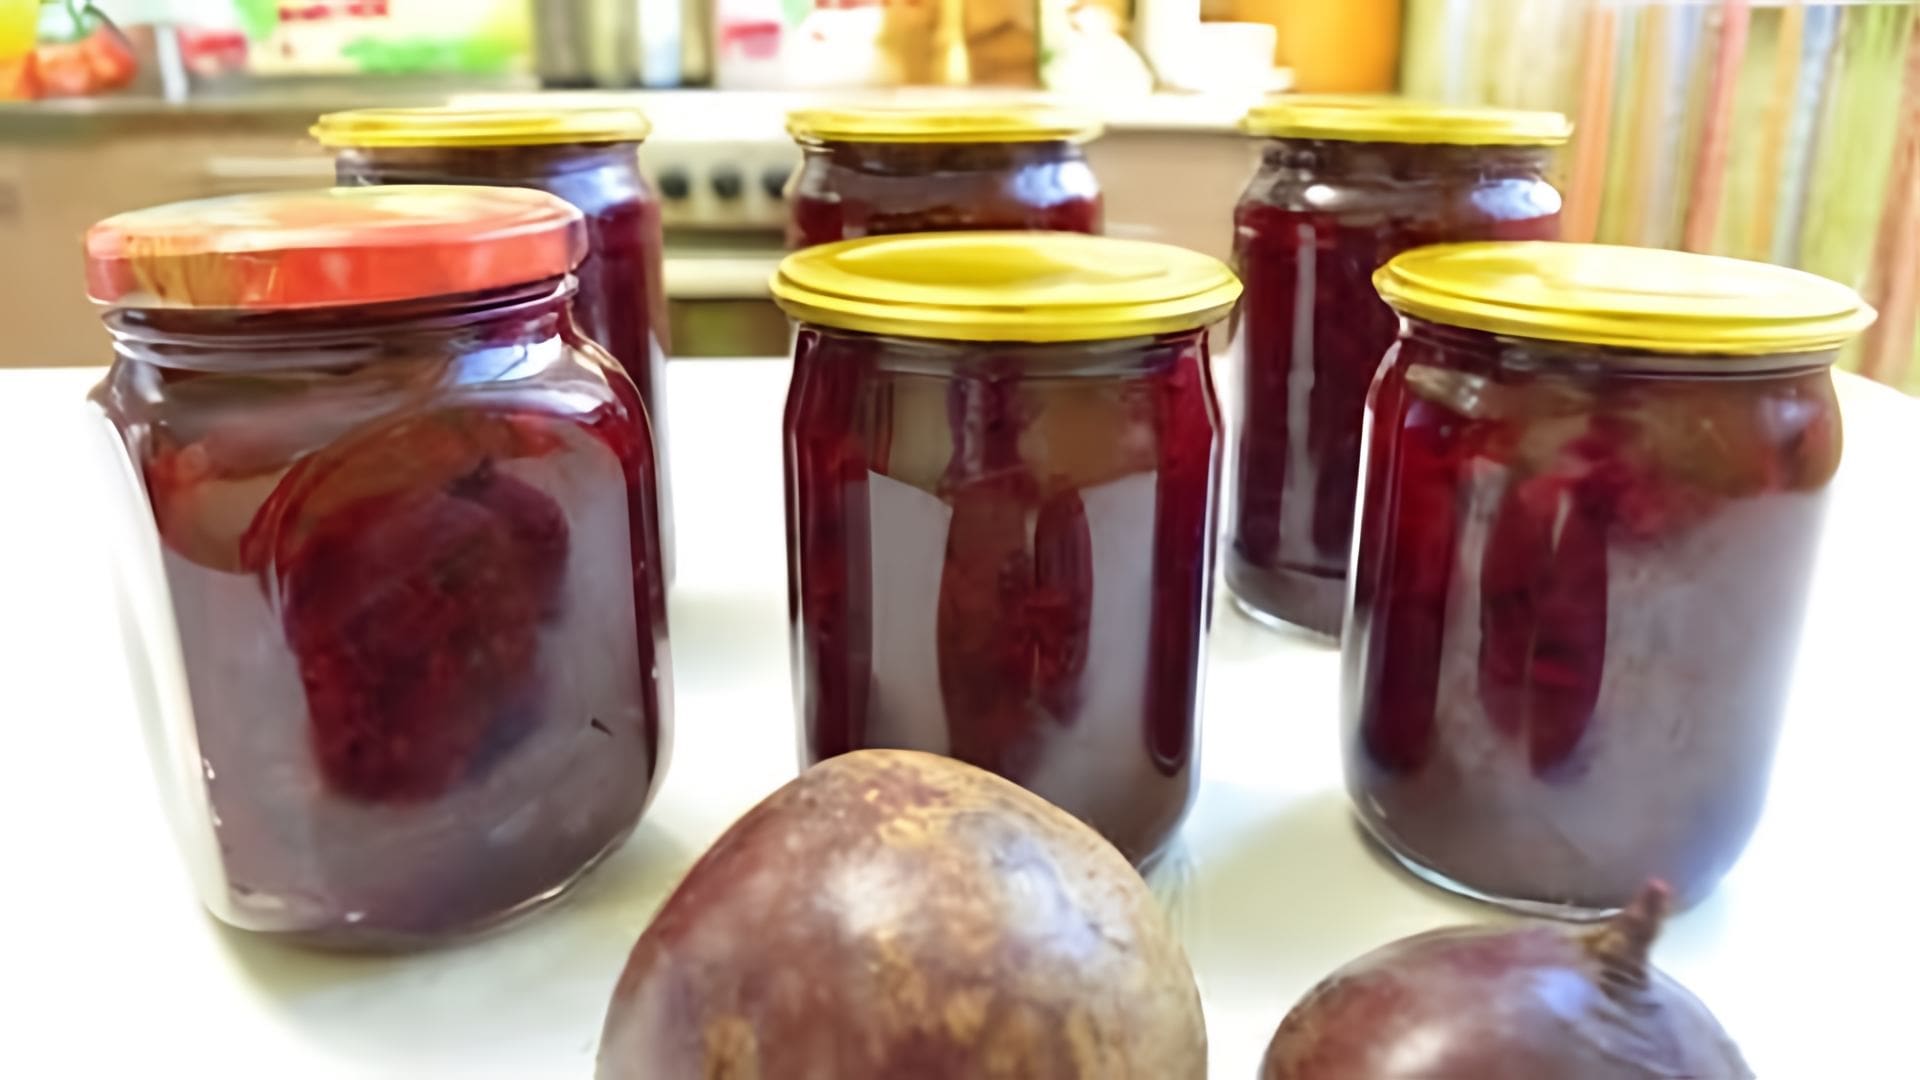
top-left (1346, 242), bottom-right (1873, 917)
top-left (87, 186), bottom-right (672, 949)
top-left (314, 106), bottom-right (675, 580)
top-left (784, 103), bottom-right (1104, 249)
top-left (775, 232), bottom-right (1240, 867)
top-left (1227, 97), bottom-right (1568, 637)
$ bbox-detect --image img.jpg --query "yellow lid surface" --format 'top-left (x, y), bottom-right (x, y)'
top-left (1243, 95), bottom-right (1571, 146)
top-left (1375, 242), bottom-right (1876, 355)
top-left (772, 232), bottom-right (1241, 343)
top-left (312, 106), bottom-right (652, 148)
top-left (786, 102), bottom-right (1101, 145)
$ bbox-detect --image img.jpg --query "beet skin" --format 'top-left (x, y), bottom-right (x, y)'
top-left (597, 749), bottom-right (1206, 1079)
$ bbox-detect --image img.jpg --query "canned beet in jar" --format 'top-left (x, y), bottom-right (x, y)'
top-left (87, 187), bottom-right (673, 948)
top-left (1348, 241), bottom-right (1873, 916)
top-left (784, 103), bottom-right (1104, 249)
top-left (775, 233), bottom-right (1239, 867)
top-left (1228, 97), bottom-right (1569, 636)
top-left (313, 106), bottom-right (675, 579)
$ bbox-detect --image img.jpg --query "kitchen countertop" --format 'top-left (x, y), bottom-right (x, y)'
top-left (0, 87), bottom-right (1261, 140)
top-left (3, 360), bottom-right (1916, 1078)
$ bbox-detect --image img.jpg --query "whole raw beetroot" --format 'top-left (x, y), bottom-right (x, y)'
top-left (597, 749), bottom-right (1206, 1079)
top-left (1260, 883), bottom-right (1751, 1079)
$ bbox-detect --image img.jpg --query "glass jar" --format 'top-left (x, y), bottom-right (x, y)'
top-left (313, 107), bottom-right (674, 578)
top-left (86, 187), bottom-right (673, 948)
top-left (1228, 98), bottom-right (1569, 636)
top-left (1347, 242), bottom-right (1873, 916)
top-left (784, 103), bottom-right (1104, 249)
top-left (774, 233), bottom-right (1240, 867)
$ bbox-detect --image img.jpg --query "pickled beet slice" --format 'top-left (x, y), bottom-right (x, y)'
top-left (240, 410), bottom-right (561, 576)
top-left (935, 368), bottom-right (1096, 772)
top-left (452, 458), bottom-right (571, 616)
top-left (1031, 490), bottom-right (1094, 721)
top-left (254, 415), bottom-right (573, 802)
top-left (1356, 400), bottom-right (1461, 775)
top-left (1478, 471), bottom-right (1609, 776)
top-left (937, 473), bottom-right (1045, 776)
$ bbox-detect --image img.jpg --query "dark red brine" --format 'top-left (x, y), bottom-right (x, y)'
top-left (316, 107), bottom-right (675, 578)
top-left (784, 104), bottom-right (1103, 249)
top-left (774, 233), bottom-right (1241, 867)
top-left (1227, 99), bottom-right (1569, 636)
top-left (86, 187), bottom-right (672, 948)
top-left (1346, 242), bottom-right (1873, 916)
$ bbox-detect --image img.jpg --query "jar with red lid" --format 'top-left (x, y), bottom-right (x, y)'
top-left (87, 186), bottom-right (673, 948)
top-left (784, 103), bottom-right (1104, 249)
top-left (1227, 97), bottom-right (1569, 636)
top-left (774, 232), bottom-right (1240, 867)
top-left (1348, 242), bottom-right (1873, 916)
top-left (313, 106), bottom-right (675, 578)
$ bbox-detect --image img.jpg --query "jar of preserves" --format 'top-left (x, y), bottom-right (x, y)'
top-left (1347, 242), bottom-right (1873, 916)
top-left (313, 106), bottom-right (675, 578)
top-left (1228, 97), bottom-right (1569, 636)
top-left (775, 233), bottom-right (1239, 867)
top-left (784, 103), bottom-right (1104, 249)
top-left (87, 187), bottom-right (673, 948)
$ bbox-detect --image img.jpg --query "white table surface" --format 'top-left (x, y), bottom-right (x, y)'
top-left (3, 360), bottom-right (1916, 1079)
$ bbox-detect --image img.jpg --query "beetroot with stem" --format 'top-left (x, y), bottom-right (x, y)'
top-left (1261, 882), bottom-right (1752, 1079)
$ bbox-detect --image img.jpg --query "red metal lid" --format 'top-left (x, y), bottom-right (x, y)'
top-left (85, 186), bottom-right (587, 310)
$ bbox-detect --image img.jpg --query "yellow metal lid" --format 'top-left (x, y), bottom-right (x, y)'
top-left (771, 232), bottom-right (1241, 343)
top-left (1242, 95), bottom-right (1571, 146)
top-left (312, 106), bottom-right (652, 148)
top-left (786, 102), bottom-right (1102, 145)
top-left (1374, 242), bottom-right (1876, 355)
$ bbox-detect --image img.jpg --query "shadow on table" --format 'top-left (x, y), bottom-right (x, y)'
top-left (664, 583), bottom-right (789, 692)
top-left (1161, 784), bottom-right (1741, 1039)
top-left (1160, 789), bottom-right (1489, 1010)
top-left (1209, 596), bottom-right (1340, 662)
top-left (215, 819), bottom-right (692, 1071)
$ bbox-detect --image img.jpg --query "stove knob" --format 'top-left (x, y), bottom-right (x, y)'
top-left (711, 165), bottom-right (745, 201)
top-left (656, 166), bottom-right (692, 201)
top-left (762, 165), bottom-right (793, 200)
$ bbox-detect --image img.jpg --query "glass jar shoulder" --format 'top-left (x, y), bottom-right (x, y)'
top-left (102, 310), bottom-right (628, 435)
top-left (795, 139), bottom-right (1092, 181)
top-left (786, 327), bottom-right (1216, 495)
top-left (334, 143), bottom-right (650, 219)
top-left (96, 306), bottom-right (644, 560)
top-left (790, 326), bottom-right (1196, 378)
top-left (789, 141), bottom-right (1102, 240)
top-left (1235, 142), bottom-right (1563, 231)
top-left (1373, 326), bottom-right (1844, 507)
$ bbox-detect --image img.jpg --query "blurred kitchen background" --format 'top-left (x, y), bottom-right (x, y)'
top-left (2, 0), bottom-right (1917, 393)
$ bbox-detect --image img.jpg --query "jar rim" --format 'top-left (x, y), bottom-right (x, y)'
top-left (772, 232), bottom-right (1240, 343)
top-left (1242, 95), bottom-right (1571, 146)
top-left (1375, 242), bottom-right (1876, 356)
top-left (312, 105), bottom-right (652, 148)
top-left (786, 102), bottom-right (1102, 145)
top-left (86, 187), bottom-right (587, 312)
